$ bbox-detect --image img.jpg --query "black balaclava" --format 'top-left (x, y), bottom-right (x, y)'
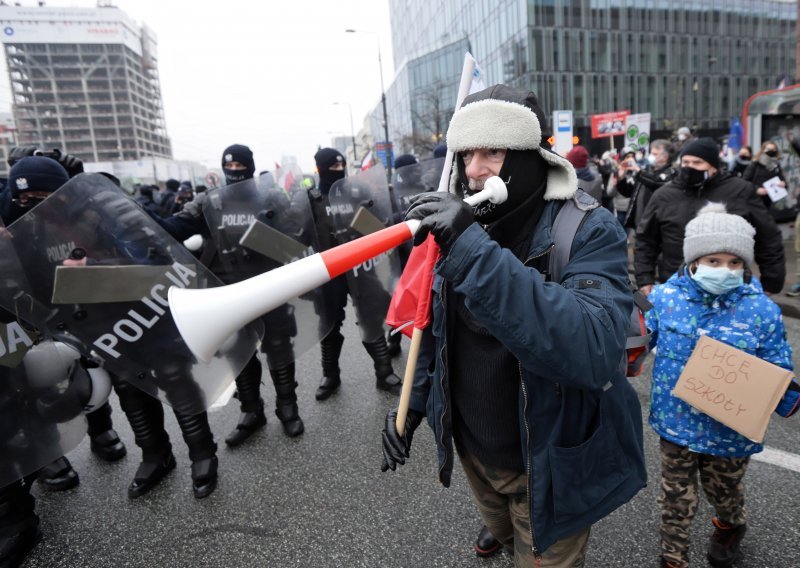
top-left (314, 148), bottom-right (346, 195)
top-left (455, 149), bottom-right (548, 224)
top-left (221, 144), bottom-right (256, 185)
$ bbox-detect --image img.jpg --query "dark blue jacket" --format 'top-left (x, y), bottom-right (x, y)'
top-left (410, 196), bottom-right (647, 554)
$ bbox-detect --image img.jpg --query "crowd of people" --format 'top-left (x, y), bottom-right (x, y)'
top-left (1, 83), bottom-right (799, 568)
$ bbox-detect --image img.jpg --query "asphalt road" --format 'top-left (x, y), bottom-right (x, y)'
top-left (21, 310), bottom-right (800, 568)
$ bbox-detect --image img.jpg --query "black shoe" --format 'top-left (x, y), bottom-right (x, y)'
top-left (315, 375), bottom-right (341, 401)
top-left (376, 372), bottom-right (402, 396)
top-left (0, 522), bottom-right (42, 568)
top-left (37, 457), bottom-right (79, 492)
top-left (90, 429), bottom-right (127, 462)
top-left (707, 517), bottom-right (746, 567)
top-left (474, 525), bottom-right (501, 558)
top-left (127, 453), bottom-right (176, 499)
top-left (275, 404), bottom-right (304, 437)
top-left (191, 456), bottom-right (218, 499)
top-left (224, 408), bottom-right (267, 447)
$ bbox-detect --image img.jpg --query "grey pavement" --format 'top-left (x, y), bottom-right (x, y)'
top-left (20, 308), bottom-right (800, 568)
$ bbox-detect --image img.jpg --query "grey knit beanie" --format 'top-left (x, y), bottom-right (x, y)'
top-left (683, 203), bottom-right (755, 266)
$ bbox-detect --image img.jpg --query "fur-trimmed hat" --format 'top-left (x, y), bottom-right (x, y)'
top-left (446, 84), bottom-right (576, 200)
top-left (8, 156), bottom-right (69, 198)
top-left (683, 202), bottom-right (755, 267)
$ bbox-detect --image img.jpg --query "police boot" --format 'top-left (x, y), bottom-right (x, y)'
top-left (387, 330), bottom-right (402, 357)
top-left (225, 355), bottom-right (267, 447)
top-left (86, 400), bottom-right (127, 462)
top-left (316, 331), bottom-right (344, 401)
top-left (37, 457), bottom-right (79, 492)
top-left (0, 478), bottom-right (42, 568)
top-left (270, 363), bottom-right (304, 437)
top-left (174, 410), bottom-right (218, 499)
top-left (116, 381), bottom-right (176, 499)
top-left (363, 339), bottom-right (402, 395)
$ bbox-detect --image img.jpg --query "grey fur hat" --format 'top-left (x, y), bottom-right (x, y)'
top-left (683, 203), bottom-right (755, 266)
top-left (445, 84), bottom-right (577, 200)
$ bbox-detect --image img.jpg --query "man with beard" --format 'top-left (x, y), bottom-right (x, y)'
top-left (634, 137), bottom-right (785, 296)
top-left (308, 148), bottom-right (402, 401)
top-left (380, 85), bottom-right (646, 566)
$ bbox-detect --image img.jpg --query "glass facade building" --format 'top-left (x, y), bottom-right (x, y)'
top-left (382, 0), bottom-right (797, 155)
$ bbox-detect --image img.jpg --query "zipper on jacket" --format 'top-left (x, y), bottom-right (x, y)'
top-left (519, 360), bottom-right (541, 558)
top-left (437, 281), bottom-right (452, 484)
top-left (524, 243), bottom-right (554, 268)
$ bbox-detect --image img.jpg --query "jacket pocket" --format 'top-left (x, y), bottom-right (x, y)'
top-left (660, 320), bottom-right (696, 361)
top-left (548, 400), bottom-right (630, 524)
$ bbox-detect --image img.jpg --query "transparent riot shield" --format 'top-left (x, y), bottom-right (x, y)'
top-left (203, 166), bottom-right (330, 368)
top-left (390, 157), bottom-right (446, 217)
top-left (328, 165), bottom-right (402, 342)
top-left (0, 219), bottom-right (87, 487)
top-left (389, 157), bottom-right (446, 269)
top-left (4, 173), bottom-right (258, 416)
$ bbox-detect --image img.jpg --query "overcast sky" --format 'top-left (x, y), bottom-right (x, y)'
top-left (0, 0), bottom-right (395, 172)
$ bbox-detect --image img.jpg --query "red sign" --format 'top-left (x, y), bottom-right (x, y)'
top-left (590, 110), bottom-right (631, 139)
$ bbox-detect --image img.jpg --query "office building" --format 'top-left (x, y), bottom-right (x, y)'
top-left (383, 0), bottom-right (797, 154)
top-left (0, 3), bottom-right (172, 162)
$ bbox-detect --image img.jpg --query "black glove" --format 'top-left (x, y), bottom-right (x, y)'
top-left (404, 192), bottom-right (474, 253)
top-left (381, 408), bottom-right (423, 472)
top-left (49, 148), bottom-right (84, 178)
top-left (7, 145), bottom-right (39, 167)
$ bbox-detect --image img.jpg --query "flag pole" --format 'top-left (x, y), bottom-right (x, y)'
top-left (396, 52), bottom-right (479, 435)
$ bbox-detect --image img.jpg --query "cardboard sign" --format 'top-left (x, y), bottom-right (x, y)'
top-left (673, 335), bottom-right (793, 443)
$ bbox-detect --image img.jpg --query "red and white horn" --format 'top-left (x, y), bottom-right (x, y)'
top-left (168, 177), bottom-right (508, 363)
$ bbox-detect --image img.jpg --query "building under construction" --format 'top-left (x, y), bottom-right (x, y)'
top-left (0, 2), bottom-right (172, 163)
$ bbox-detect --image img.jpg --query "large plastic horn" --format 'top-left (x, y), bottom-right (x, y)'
top-left (168, 178), bottom-right (508, 363)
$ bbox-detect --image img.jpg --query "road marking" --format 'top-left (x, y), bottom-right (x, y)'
top-left (752, 446), bottom-right (800, 474)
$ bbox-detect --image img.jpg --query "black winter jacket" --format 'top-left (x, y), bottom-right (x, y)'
top-left (634, 172), bottom-right (785, 293)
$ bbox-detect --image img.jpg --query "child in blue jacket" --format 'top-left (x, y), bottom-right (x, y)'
top-left (646, 202), bottom-right (799, 568)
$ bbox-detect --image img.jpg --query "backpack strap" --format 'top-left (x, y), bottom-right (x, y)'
top-left (547, 190), bottom-right (597, 283)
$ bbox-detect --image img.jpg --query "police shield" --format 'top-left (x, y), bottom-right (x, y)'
top-left (390, 157), bottom-right (446, 217)
top-left (0, 219), bottom-right (88, 487)
top-left (4, 173), bottom-right (258, 416)
top-left (203, 166), bottom-right (330, 368)
top-left (328, 165), bottom-right (402, 342)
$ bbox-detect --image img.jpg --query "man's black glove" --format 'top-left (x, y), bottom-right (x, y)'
top-left (7, 145), bottom-right (39, 167)
top-left (404, 192), bottom-right (474, 253)
top-left (381, 408), bottom-right (423, 472)
top-left (48, 148), bottom-right (84, 178)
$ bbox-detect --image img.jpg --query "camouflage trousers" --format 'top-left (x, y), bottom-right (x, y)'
top-left (658, 438), bottom-right (750, 567)
top-left (458, 450), bottom-right (590, 568)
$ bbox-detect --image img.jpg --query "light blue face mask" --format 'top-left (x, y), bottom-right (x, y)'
top-left (691, 264), bottom-right (745, 295)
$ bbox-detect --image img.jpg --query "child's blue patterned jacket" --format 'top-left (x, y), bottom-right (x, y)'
top-left (646, 269), bottom-right (798, 457)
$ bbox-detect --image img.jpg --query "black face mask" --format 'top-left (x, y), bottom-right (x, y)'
top-left (457, 150), bottom-right (548, 224)
top-left (678, 166), bottom-right (709, 189)
top-left (318, 169), bottom-right (346, 195)
top-left (765, 150), bottom-right (779, 158)
top-left (223, 169), bottom-right (251, 185)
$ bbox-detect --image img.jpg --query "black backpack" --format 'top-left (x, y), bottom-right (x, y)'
top-left (548, 191), bottom-right (652, 377)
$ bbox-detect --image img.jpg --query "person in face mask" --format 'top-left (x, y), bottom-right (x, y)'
top-left (221, 144), bottom-right (256, 185)
top-left (645, 201), bottom-right (799, 568)
top-left (307, 147), bottom-right (403, 401)
top-left (616, 139), bottom-right (677, 230)
top-left (742, 141), bottom-right (786, 210)
top-left (634, 137), bottom-right (785, 297)
top-left (729, 146), bottom-right (752, 177)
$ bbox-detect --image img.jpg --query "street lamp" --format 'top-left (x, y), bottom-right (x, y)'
top-left (345, 28), bottom-right (392, 180)
top-left (333, 101), bottom-right (359, 166)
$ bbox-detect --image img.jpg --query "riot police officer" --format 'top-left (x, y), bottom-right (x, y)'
top-left (309, 148), bottom-right (402, 400)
